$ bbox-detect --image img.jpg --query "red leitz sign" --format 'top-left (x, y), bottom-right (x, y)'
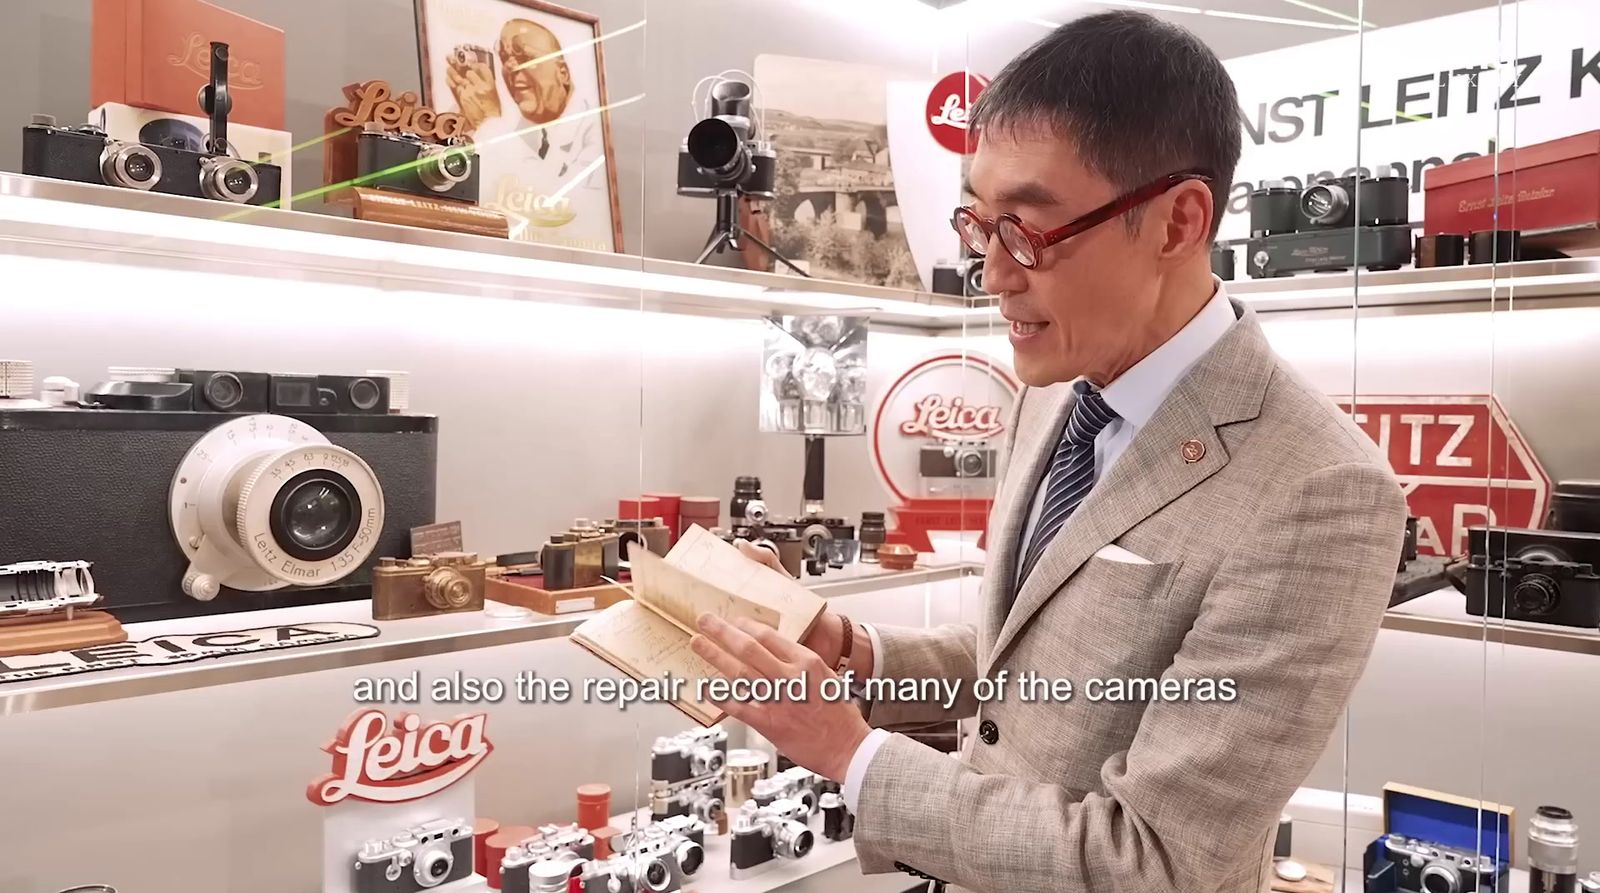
top-left (925, 72), bottom-right (988, 155)
top-left (307, 708), bottom-right (492, 806)
top-left (1337, 395), bottom-right (1551, 556)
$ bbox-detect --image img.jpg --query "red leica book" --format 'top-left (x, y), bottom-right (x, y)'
top-left (91, 0), bottom-right (286, 130)
top-left (1424, 131), bottom-right (1600, 240)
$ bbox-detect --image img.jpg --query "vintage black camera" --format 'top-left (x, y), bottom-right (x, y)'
top-left (920, 442), bottom-right (995, 479)
top-left (931, 258), bottom-right (985, 297)
top-left (357, 124), bottom-right (480, 204)
top-left (677, 81), bottom-right (777, 200)
top-left (1373, 834), bottom-right (1505, 893)
top-left (1464, 527), bottom-right (1600, 628)
top-left (819, 792), bottom-right (854, 842)
top-left (353, 819), bottom-right (475, 893)
top-left (21, 43), bottom-right (282, 206)
top-left (0, 364), bottom-right (436, 622)
top-left (81, 369), bottom-right (389, 415)
top-left (729, 798), bottom-right (814, 879)
top-left (1246, 175), bottom-right (1412, 277)
top-left (730, 475), bottom-right (768, 528)
top-left (650, 727), bottom-right (727, 823)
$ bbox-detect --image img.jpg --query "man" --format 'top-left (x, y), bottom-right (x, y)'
top-left (691, 11), bottom-right (1406, 893)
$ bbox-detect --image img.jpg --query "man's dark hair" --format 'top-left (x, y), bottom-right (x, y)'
top-left (970, 11), bottom-right (1241, 239)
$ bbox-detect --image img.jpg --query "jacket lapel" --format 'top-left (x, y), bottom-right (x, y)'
top-left (980, 384), bottom-right (1072, 656)
top-left (981, 301), bottom-right (1274, 675)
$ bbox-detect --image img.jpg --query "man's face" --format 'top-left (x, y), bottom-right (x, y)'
top-left (498, 21), bottom-right (574, 125)
top-left (967, 130), bottom-right (1167, 388)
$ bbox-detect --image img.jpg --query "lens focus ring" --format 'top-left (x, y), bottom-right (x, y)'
top-left (100, 141), bottom-right (162, 190)
top-left (200, 157), bottom-right (259, 203)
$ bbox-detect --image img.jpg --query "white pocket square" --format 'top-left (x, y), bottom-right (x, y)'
top-left (1093, 544), bottom-right (1153, 565)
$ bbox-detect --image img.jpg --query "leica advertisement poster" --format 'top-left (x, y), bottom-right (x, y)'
top-left (753, 54), bottom-right (921, 289)
top-left (416, 0), bottom-right (623, 251)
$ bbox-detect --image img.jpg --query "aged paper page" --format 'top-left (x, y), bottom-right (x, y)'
top-left (629, 545), bottom-right (780, 635)
top-left (570, 601), bottom-right (724, 726)
top-left (664, 525), bottom-right (825, 640)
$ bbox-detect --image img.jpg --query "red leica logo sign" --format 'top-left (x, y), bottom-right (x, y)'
top-left (899, 395), bottom-right (1006, 440)
top-left (925, 72), bottom-right (988, 155)
top-left (307, 708), bottom-right (493, 806)
top-left (1338, 396), bottom-right (1551, 556)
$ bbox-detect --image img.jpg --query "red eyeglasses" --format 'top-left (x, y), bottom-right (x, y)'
top-left (951, 170), bottom-right (1214, 269)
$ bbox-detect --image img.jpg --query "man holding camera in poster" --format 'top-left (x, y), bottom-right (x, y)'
top-left (691, 11), bottom-right (1406, 893)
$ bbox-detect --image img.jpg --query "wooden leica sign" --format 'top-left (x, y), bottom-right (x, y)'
top-left (321, 80), bottom-right (468, 194)
top-left (870, 352), bottom-right (1019, 551)
top-left (307, 708), bottom-right (492, 806)
top-left (1337, 396), bottom-right (1551, 557)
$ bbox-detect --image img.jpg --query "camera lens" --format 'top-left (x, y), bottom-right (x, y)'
top-left (413, 849), bottom-right (453, 887)
top-left (100, 142), bottom-right (162, 191)
top-left (200, 157), bottom-right (259, 203)
top-left (270, 470), bottom-right (361, 561)
top-left (643, 858), bottom-right (670, 891)
top-left (1512, 574), bottom-right (1560, 615)
top-left (687, 118), bottom-right (752, 185)
top-left (1301, 183), bottom-right (1350, 226)
top-left (203, 373), bottom-right (245, 411)
top-left (956, 448), bottom-right (986, 477)
top-left (679, 841), bottom-right (704, 875)
top-left (793, 828), bottom-right (814, 858)
top-left (418, 144), bottom-right (473, 192)
top-left (347, 377), bottom-right (382, 411)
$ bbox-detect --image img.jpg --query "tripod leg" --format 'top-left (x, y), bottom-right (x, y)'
top-left (736, 226), bottom-right (811, 278)
top-left (695, 230), bottom-right (734, 265)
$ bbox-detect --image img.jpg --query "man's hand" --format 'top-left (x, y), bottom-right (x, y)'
top-left (445, 51), bottom-right (501, 131)
top-left (691, 614), bottom-right (871, 782)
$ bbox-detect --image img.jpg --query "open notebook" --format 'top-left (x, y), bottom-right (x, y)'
top-left (570, 525), bottom-right (827, 725)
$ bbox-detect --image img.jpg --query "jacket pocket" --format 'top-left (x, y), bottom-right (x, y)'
top-left (1069, 555), bottom-right (1182, 601)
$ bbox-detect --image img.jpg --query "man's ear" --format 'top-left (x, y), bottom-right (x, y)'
top-left (1157, 182), bottom-right (1215, 260)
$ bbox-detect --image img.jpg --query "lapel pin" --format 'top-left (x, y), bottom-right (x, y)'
top-left (1181, 439), bottom-right (1206, 463)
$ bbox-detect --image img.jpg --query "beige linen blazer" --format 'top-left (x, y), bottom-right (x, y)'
top-left (853, 300), bottom-right (1406, 893)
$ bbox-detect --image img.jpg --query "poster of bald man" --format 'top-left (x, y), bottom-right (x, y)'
top-left (415, 0), bottom-right (624, 252)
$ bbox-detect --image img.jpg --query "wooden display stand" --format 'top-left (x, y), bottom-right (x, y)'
top-left (342, 187), bottom-right (511, 238)
top-left (485, 571), bottom-right (631, 616)
top-left (0, 610), bottom-right (126, 657)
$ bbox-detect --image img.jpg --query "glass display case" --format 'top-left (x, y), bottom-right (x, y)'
top-left (1, 0), bottom-right (1598, 891)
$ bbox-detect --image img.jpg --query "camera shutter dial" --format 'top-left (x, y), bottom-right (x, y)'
top-left (170, 414), bottom-right (385, 597)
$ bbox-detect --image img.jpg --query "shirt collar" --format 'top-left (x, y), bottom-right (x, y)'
top-left (1096, 278), bottom-right (1238, 429)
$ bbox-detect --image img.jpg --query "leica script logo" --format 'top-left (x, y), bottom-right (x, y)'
top-left (925, 72), bottom-right (988, 155)
top-left (168, 33), bottom-right (264, 90)
top-left (899, 395), bottom-right (1005, 440)
top-left (330, 80), bottom-right (470, 143)
top-left (307, 708), bottom-right (492, 806)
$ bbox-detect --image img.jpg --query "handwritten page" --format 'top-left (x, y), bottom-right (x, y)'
top-left (664, 525), bottom-right (825, 640)
top-left (570, 601), bottom-right (726, 726)
top-left (630, 545), bottom-right (780, 635)
top-left (570, 526), bottom-right (830, 727)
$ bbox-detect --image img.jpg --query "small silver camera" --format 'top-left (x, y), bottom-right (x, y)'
top-left (919, 442), bottom-right (995, 479)
top-left (650, 727), bottom-right (727, 823)
top-left (752, 766), bottom-right (822, 815)
top-left (577, 829), bottom-right (701, 893)
top-left (502, 824), bottom-right (597, 893)
top-left (728, 798), bottom-right (814, 878)
top-left (352, 818), bottom-right (474, 893)
top-left (1382, 834), bottom-right (1503, 893)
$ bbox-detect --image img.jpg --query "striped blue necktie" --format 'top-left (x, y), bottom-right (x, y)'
top-left (1017, 382), bottom-right (1120, 585)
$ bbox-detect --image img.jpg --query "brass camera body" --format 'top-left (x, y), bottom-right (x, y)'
top-left (371, 551), bottom-right (489, 620)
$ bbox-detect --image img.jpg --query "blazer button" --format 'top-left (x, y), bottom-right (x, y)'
top-left (978, 718), bottom-right (999, 745)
